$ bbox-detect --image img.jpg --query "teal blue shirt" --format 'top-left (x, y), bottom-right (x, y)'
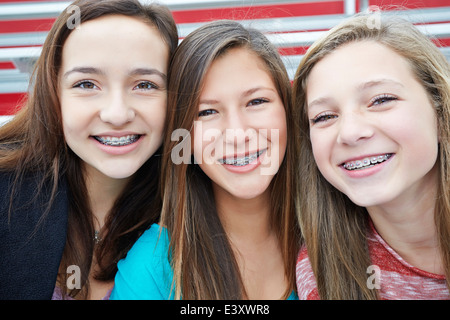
top-left (111, 224), bottom-right (298, 300)
top-left (111, 224), bottom-right (174, 299)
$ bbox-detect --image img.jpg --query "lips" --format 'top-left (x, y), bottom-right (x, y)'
top-left (342, 153), bottom-right (393, 170)
top-left (93, 134), bottom-right (141, 146)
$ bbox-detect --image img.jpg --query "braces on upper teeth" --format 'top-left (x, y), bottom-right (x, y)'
top-left (95, 135), bottom-right (139, 146)
top-left (343, 154), bottom-right (391, 170)
top-left (218, 150), bottom-right (264, 166)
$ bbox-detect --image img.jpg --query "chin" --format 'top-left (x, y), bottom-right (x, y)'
top-left (100, 167), bottom-right (140, 180)
top-left (229, 185), bottom-right (270, 201)
top-left (344, 191), bottom-right (390, 208)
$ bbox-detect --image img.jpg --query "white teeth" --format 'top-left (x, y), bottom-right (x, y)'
top-left (218, 150), bottom-right (264, 166)
top-left (95, 135), bottom-right (140, 146)
top-left (343, 154), bottom-right (391, 170)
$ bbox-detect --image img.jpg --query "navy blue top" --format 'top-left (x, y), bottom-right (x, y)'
top-left (0, 171), bottom-right (68, 299)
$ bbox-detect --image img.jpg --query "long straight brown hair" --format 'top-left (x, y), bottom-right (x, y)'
top-left (160, 20), bottom-right (301, 299)
top-left (0, 0), bottom-right (178, 299)
top-left (293, 12), bottom-right (450, 299)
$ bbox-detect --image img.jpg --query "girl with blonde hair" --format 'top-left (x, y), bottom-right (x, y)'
top-left (294, 12), bottom-right (450, 299)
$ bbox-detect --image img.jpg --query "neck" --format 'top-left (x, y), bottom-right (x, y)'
top-left (214, 186), bottom-right (273, 245)
top-left (84, 165), bottom-right (130, 230)
top-left (367, 168), bottom-right (442, 274)
top-left (213, 185), bottom-right (290, 299)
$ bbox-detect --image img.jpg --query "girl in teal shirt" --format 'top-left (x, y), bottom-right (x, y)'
top-left (111, 20), bottom-right (301, 300)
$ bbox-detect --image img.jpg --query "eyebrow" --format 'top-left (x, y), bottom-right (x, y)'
top-left (307, 96), bottom-right (333, 111)
top-left (242, 86), bottom-right (274, 97)
top-left (357, 78), bottom-right (404, 91)
top-left (63, 67), bottom-right (104, 79)
top-left (62, 66), bottom-right (167, 81)
top-left (307, 78), bottom-right (405, 110)
top-left (129, 68), bottom-right (167, 81)
top-left (199, 86), bottom-right (275, 105)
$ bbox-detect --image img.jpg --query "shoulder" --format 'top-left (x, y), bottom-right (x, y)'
top-left (0, 170), bottom-right (68, 214)
top-left (0, 170), bottom-right (17, 211)
top-left (128, 223), bottom-right (169, 259)
top-left (367, 225), bottom-right (450, 300)
top-left (112, 224), bottom-right (174, 299)
top-left (0, 170), bottom-right (68, 232)
top-left (117, 223), bottom-right (170, 275)
top-left (0, 170), bottom-right (68, 299)
top-left (296, 246), bottom-right (320, 300)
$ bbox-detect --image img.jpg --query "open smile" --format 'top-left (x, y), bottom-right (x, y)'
top-left (93, 134), bottom-right (141, 147)
top-left (342, 153), bottom-right (393, 171)
top-left (218, 149), bottom-right (266, 166)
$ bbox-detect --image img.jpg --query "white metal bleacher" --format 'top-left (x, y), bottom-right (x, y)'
top-left (0, 0), bottom-right (450, 126)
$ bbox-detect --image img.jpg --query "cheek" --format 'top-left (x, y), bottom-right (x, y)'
top-left (387, 106), bottom-right (439, 155)
top-left (192, 122), bottom-right (224, 163)
top-left (392, 120), bottom-right (439, 171)
top-left (60, 94), bottom-right (91, 133)
top-left (194, 140), bottom-right (219, 184)
top-left (310, 131), bottom-right (331, 167)
top-left (142, 97), bottom-right (166, 124)
top-left (61, 109), bottom-right (83, 140)
top-left (274, 125), bottom-right (287, 164)
top-left (148, 113), bottom-right (166, 137)
top-left (265, 106), bottom-right (288, 157)
top-left (192, 127), bottom-right (205, 163)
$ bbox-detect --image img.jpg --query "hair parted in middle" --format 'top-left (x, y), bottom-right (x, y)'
top-left (160, 19), bottom-right (301, 299)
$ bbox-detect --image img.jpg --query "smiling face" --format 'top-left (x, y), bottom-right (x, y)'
top-left (59, 15), bottom-right (169, 181)
top-left (193, 47), bottom-right (287, 201)
top-left (307, 41), bottom-right (439, 209)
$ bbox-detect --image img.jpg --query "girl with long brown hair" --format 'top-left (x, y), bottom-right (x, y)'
top-left (294, 12), bottom-right (450, 299)
top-left (0, 0), bottom-right (178, 299)
top-left (111, 20), bottom-right (301, 300)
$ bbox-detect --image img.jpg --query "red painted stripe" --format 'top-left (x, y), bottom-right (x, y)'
top-left (0, 18), bottom-right (56, 34)
top-left (0, 93), bottom-right (27, 115)
top-left (0, 2), bottom-right (344, 33)
top-left (369, 0), bottom-right (450, 9)
top-left (1, 1), bottom-right (449, 33)
top-left (172, 2), bottom-right (344, 24)
top-left (433, 37), bottom-right (450, 47)
top-left (278, 46), bottom-right (309, 56)
top-left (0, 62), bottom-right (16, 70)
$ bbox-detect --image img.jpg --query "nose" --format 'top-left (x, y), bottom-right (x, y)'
top-left (336, 112), bottom-right (374, 146)
top-left (223, 111), bottom-right (252, 146)
top-left (99, 91), bottom-right (135, 126)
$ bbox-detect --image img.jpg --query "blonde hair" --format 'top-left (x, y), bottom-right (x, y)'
top-left (293, 12), bottom-right (450, 299)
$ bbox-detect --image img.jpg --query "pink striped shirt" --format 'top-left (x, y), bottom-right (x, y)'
top-left (296, 223), bottom-right (449, 300)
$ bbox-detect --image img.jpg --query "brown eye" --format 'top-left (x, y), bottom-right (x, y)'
top-left (134, 81), bottom-right (157, 90)
top-left (74, 81), bottom-right (97, 89)
top-left (198, 109), bottom-right (217, 117)
top-left (311, 113), bottom-right (337, 124)
top-left (247, 98), bottom-right (269, 106)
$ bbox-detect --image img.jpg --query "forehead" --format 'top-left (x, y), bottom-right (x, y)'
top-left (201, 47), bottom-right (275, 92)
top-left (63, 14), bottom-right (165, 50)
top-left (68, 14), bottom-right (156, 38)
top-left (60, 15), bottom-right (168, 72)
top-left (306, 40), bottom-right (415, 96)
